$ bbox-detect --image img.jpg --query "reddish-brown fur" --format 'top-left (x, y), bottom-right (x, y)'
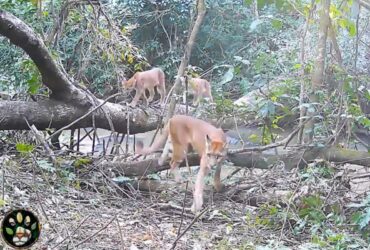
top-left (137, 115), bottom-right (227, 213)
top-left (122, 68), bottom-right (166, 107)
top-left (188, 77), bottom-right (213, 106)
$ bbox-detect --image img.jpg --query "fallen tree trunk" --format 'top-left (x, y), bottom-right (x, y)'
top-left (0, 100), bottom-right (160, 133)
top-left (105, 146), bottom-right (370, 176)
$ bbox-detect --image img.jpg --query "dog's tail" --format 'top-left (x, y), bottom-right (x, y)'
top-left (136, 123), bottom-right (169, 155)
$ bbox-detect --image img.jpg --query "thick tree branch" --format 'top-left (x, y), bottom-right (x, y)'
top-left (0, 10), bottom-right (86, 103)
top-left (105, 146), bottom-right (370, 177)
top-left (0, 100), bottom-right (159, 133)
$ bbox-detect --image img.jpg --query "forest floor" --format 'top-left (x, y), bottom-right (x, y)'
top-left (1, 144), bottom-right (370, 250)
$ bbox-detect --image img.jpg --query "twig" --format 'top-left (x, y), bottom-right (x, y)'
top-left (229, 119), bottom-right (307, 154)
top-left (30, 155), bottom-right (59, 235)
top-left (222, 168), bottom-right (242, 182)
top-left (278, 177), bottom-right (302, 243)
top-left (353, 129), bottom-right (370, 148)
top-left (177, 181), bottom-right (189, 237)
top-left (26, 120), bottom-right (58, 166)
top-left (45, 93), bottom-right (121, 141)
top-left (233, 115), bottom-right (245, 149)
top-left (77, 128), bottom-right (81, 151)
top-left (170, 206), bottom-right (209, 250)
top-left (53, 215), bottom-right (91, 248)
top-left (76, 213), bottom-right (117, 247)
top-left (71, 128), bottom-right (94, 149)
top-left (125, 106), bottom-right (130, 154)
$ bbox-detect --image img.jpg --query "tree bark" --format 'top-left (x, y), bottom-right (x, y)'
top-left (304, 0), bottom-right (330, 143)
top-left (297, 0), bottom-right (314, 144)
top-left (0, 100), bottom-right (160, 133)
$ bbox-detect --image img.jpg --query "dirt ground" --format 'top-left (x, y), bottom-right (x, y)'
top-left (1, 146), bottom-right (369, 250)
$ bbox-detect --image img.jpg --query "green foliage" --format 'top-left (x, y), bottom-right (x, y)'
top-left (0, 198), bottom-right (6, 207)
top-left (213, 97), bottom-right (237, 117)
top-left (0, 0), bottom-right (145, 97)
top-left (73, 157), bottom-right (92, 168)
top-left (36, 159), bottom-right (56, 173)
top-left (20, 58), bottom-right (42, 95)
top-left (16, 142), bottom-right (35, 154)
top-left (300, 161), bottom-right (335, 180)
top-left (255, 204), bottom-right (285, 228)
top-left (299, 195), bottom-right (326, 223)
top-left (349, 194), bottom-right (370, 232)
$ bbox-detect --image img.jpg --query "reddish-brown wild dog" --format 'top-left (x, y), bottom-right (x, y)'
top-left (137, 115), bottom-right (227, 213)
top-left (122, 67), bottom-right (166, 107)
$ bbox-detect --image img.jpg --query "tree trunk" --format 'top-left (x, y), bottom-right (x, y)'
top-left (0, 100), bottom-right (160, 133)
top-left (105, 146), bottom-right (370, 177)
top-left (304, 0), bottom-right (330, 143)
top-left (297, 0), bottom-right (314, 144)
top-left (165, 0), bottom-right (206, 122)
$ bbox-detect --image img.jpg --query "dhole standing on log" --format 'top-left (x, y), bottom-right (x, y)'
top-left (187, 77), bottom-right (213, 106)
top-left (122, 67), bottom-right (166, 107)
top-left (137, 115), bottom-right (228, 213)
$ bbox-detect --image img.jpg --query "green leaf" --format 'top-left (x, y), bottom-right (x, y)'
top-left (5, 227), bottom-right (14, 235)
top-left (259, 100), bottom-right (275, 118)
top-left (112, 176), bottom-right (132, 184)
top-left (73, 157), bottom-right (92, 168)
top-left (36, 160), bottom-right (55, 172)
top-left (271, 19), bottom-right (283, 30)
top-left (16, 143), bottom-right (35, 154)
top-left (293, 63), bottom-right (302, 69)
top-left (347, 21), bottom-right (356, 37)
top-left (27, 75), bottom-right (41, 94)
top-left (244, 0), bottom-right (253, 6)
top-left (358, 207), bottom-right (370, 230)
top-left (220, 68), bottom-right (234, 85)
top-left (0, 199), bottom-right (6, 207)
top-left (364, 89), bottom-right (370, 101)
top-left (31, 222), bottom-right (37, 230)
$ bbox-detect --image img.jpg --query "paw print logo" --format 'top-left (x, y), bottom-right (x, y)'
top-left (1, 209), bottom-right (41, 249)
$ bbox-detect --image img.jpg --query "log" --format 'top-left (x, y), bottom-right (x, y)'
top-left (104, 146), bottom-right (370, 176)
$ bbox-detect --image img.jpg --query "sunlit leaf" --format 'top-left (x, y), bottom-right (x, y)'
top-left (220, 68), bottom-right (234, 85)
top-left (293, 63), bottom-right (302, 69)
top-left (127, 54), bottom-right (134, 64)
top-left (27, 75), bottom-right (41, 94)
top-left (271, 19), bottom-right (283, 30)
top-left (0, 199), bottom-right (6, 207)
top-left (16, 143), bottom-right (35, 154)
top-left (347, 21), bottom-right (356, 37)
